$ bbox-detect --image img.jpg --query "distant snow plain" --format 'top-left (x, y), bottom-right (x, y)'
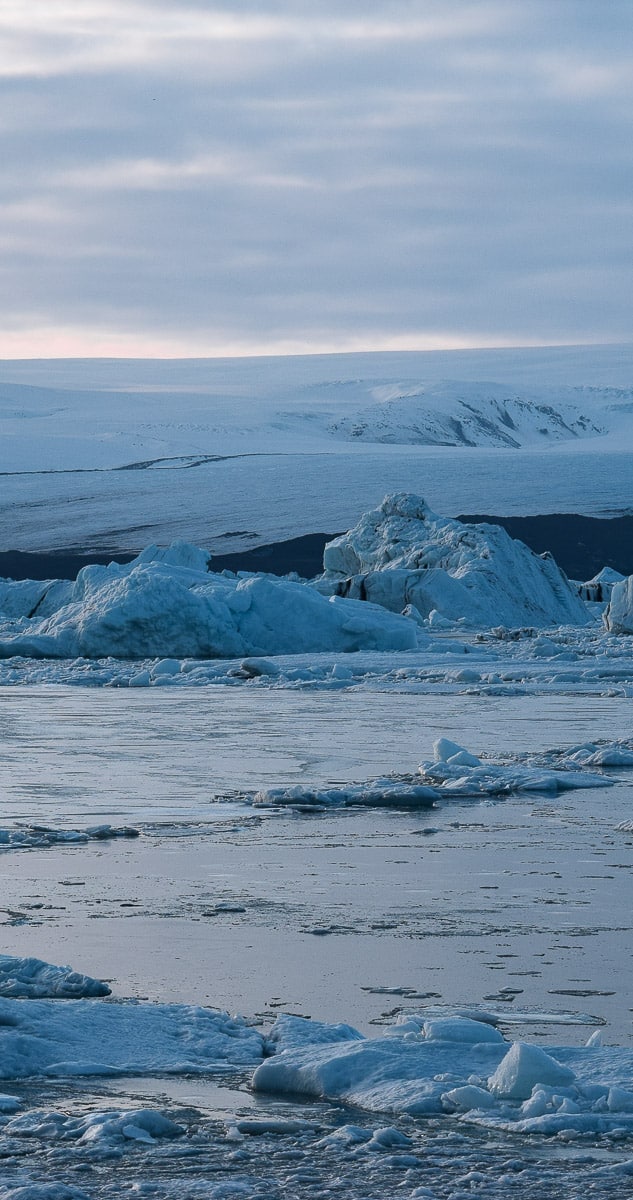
top-left (2, 345), bottom-right (633, 1199)
top-left (2, 344), bottom-right (633, 556)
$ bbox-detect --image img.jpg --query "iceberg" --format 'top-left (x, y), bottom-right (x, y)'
top-left (0, 541), bottom-right (417, 660)
top-left (319, 494), bottom-right (590, 628)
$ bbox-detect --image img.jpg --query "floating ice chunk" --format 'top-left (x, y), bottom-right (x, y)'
top-left (0, 825), bottom-right (138, 851)
top-left (239, 657), bottom-right (280, 678)
top-left (604, 576), bottom-right (633, 634)
top-left (608, 1087), bottom-right (633, 1112)
top-left (366, 1126), bottom-right (413, 1150)
top-left (254, 782), bottom-right (438, 809)
top-left (4, 1106), bottom-right (184, 1147)
top-left (441, 1084), bottom-right (497, 1111)
top-left (488, 1042), bottom-right (576, 1100)
top-left (422, 1017), bottom-right (504, 1044)
top-left (0, 956), bottom-right (110, 999)
top-left (418, 750), bottom-right (612, 797)
top-left (316, 1124), bottom-right (371, 1149)
top-left (433, 738), bottom-right (481, 767)
top-left (0, 550), bottom-right (417, 660)
top-left (578, 566), bottom-right (625, 603)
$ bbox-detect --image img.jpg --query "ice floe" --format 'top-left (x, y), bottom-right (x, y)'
top-left (0, 994), bottom-right (263, 1078)
top-left (0, 957), bottom-right (110, 999)
top-left (0, 825), bottom-right (139, 850)
top-left (253, 736), bottom-right (617, 810)
top-left (253, 1012), bottom-right (633, 1135)
top-left (319, 493), bottom-right (589, 628)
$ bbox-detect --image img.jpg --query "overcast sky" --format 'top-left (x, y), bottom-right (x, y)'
top-left (2, 1), bottom-right (632, 357)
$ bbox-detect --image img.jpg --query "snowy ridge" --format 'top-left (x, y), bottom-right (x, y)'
top-left (2, 363), bottom-right (633, 474)
top-left (327, 380), bottom-right (608, 447)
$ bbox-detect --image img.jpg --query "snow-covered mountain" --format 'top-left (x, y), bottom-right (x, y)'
top-left (0, 346), bottom-right (632, 554)
top-left (326, 381), bottom-right (607, 447)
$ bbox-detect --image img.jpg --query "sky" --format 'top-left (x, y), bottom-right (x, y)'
top-left (1, 0), bottom-right (632, 358)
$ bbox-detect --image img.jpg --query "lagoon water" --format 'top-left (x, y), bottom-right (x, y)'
top-left (1, 686), bottom-right (633, 1044)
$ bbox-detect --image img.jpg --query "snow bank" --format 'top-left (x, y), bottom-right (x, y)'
top-left (0, 995), bottom-right (263, 1078)
top-left (604, 575), bottom-right (633, 634)
top-left (0, 541), bottom-right (417, 660)
top-left (0, 956), bottom-right (110, 999)
top-left (253, 1013), bottom-right (633, 1135)
top-left (320, 494), bottom-right (589, 628)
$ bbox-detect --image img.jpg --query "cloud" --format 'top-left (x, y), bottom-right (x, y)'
top-left (1, 0), bottom-right (632, 355)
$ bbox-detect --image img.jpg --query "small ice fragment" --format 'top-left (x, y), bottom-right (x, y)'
top-left (433, 738), bottom-right (480, 766)
top-left (488, 1042), bottom-right (575, 1100)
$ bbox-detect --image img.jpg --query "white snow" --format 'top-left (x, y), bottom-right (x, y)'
top-left (327, 379), bottom-right (607, 447)
top-left (319, 494), bottom-right (589, 628)
top-left (2, 348), bottom-right (633, 557)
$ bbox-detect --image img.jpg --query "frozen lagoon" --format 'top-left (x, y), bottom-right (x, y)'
top-left (3, 681), bottom-right (633, 1197)
top-left (1, 685), bottom-right (633, 1039)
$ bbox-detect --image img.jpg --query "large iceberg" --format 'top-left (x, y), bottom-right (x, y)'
top-left (319, 493), bottom-right (590, 628)
top-left (0, 540), bottom-right (416, 660)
